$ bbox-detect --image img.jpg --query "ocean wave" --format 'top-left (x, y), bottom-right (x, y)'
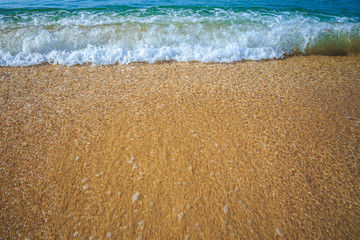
top-left (0, 8), bottom-right (359, 66)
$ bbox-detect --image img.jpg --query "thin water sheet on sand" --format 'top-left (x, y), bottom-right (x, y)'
top-left (0, 56), bottom-right (359, 239)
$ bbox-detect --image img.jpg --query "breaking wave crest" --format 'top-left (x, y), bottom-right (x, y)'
top-left (0, 7), bottom-right (359, 66)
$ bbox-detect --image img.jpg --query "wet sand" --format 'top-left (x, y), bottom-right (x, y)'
top-left (1, 56), bottom-right (359, 239)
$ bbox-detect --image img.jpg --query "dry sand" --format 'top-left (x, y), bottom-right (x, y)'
top-left (0, 56), bottom-right (359, 239)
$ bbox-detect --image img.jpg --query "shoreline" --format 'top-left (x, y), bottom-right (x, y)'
top-left (1, 55), bottom-right (359, 239)
top-left (1, 53), bottom-right (359, 68)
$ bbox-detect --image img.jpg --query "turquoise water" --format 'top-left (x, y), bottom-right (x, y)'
top-left (0, 0), bottom-right (359, 65)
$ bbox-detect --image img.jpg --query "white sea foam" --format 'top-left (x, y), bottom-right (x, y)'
top-left (0, 8), bottom-right (359, 66)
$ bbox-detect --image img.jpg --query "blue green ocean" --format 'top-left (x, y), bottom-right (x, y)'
top-left (0, 0), bottom-right (359, 65)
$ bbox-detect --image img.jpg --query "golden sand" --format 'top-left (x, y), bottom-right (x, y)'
top-left (1, 56), bottom-right (359, 239)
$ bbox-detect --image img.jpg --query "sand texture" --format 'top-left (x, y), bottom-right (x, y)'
top-left (1, 56), bottom-right (360, 239)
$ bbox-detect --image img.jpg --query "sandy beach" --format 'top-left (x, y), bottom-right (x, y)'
top-left (1, 56), bottom-right (359, 239)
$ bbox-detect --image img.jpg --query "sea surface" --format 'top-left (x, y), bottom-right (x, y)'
top-left (0, 0), bottom-right (359, 66)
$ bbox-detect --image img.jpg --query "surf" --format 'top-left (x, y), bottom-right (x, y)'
top-left (0, 7), bottom-right (359, 66)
